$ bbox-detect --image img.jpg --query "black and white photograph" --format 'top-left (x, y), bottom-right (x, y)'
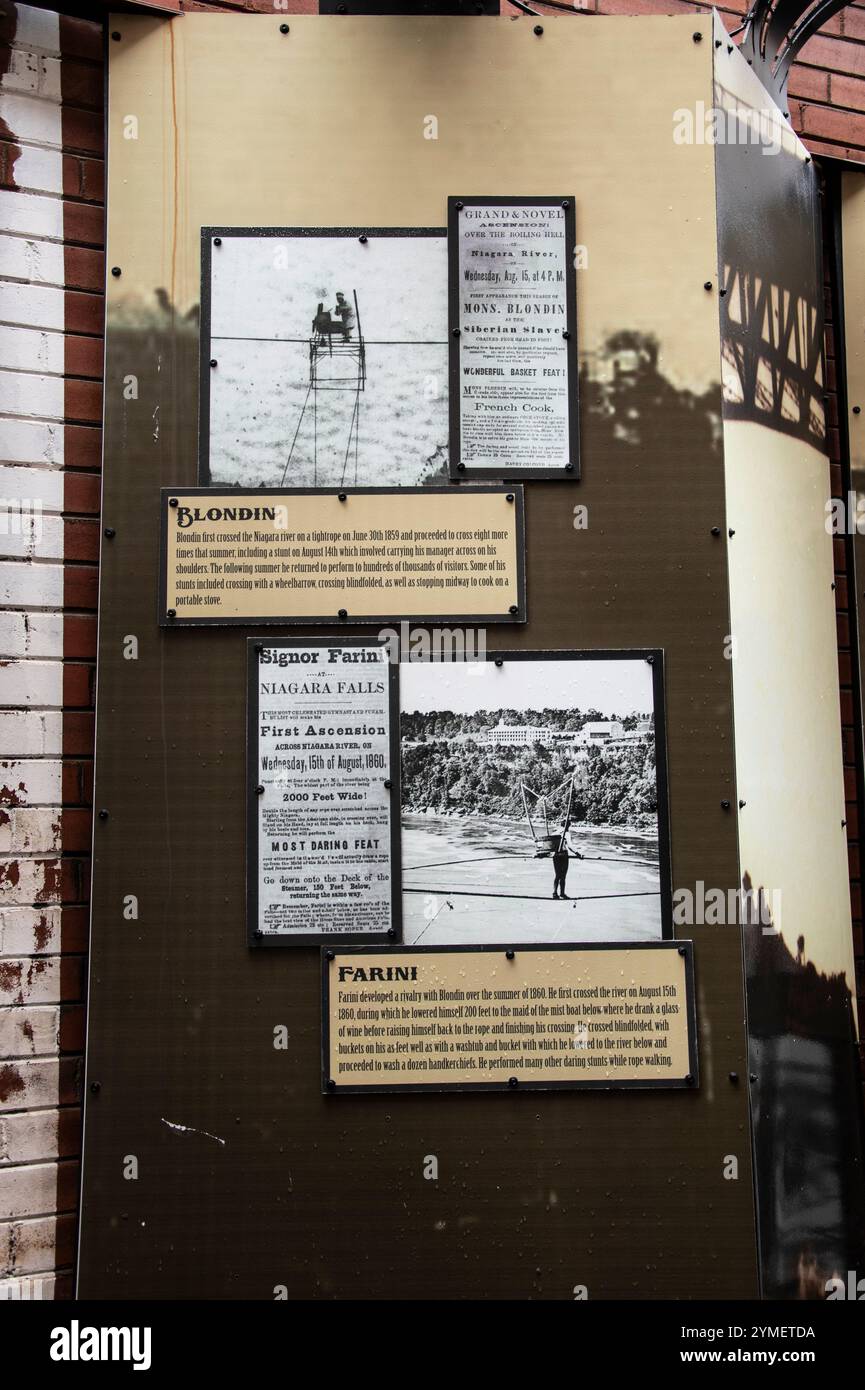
top-left (201, 228), bottom-right (449, 488)
top-left (400, 652), bottom-right (670, 944)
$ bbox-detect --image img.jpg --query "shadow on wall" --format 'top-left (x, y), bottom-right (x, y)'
top-left (743, 873), bottom-right (865, 1299)
top-left (715, 114), bottom-right (825, 452)
top-left (111, 292), bottom-right (724, 485)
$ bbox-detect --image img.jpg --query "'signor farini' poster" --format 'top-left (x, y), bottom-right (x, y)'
top-left (400, 652), bottom-right (670, 944)
top-left (202, 229), bottom-right (448, 488)
top-left (248, 638), bottom-right (401, 946)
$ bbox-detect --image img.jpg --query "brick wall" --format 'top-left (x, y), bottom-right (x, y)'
top-left (0, 0), bottom-right (100, 1300)
top-left (0, 0), bottom-right (863, 1301)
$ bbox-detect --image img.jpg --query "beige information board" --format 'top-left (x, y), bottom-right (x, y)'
top-left (160, 487), bottom-right (525, 625)
top-left (323, 942), bottom-right (697, 1093)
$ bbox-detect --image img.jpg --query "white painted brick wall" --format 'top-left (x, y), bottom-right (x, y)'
top-left (0, 758), bottom-right (62, 803)
top-left (0, 906), bottom-right (62, 956)
top-left (0, 710), bottom-right (62, 757)
top-left (0, 418), bottom-right (64, 466)
top-left (0, 561), bottom-right (64, 607)
top-left (0, 613), bottom-right (63, 658)
top-left (0, 233), bottom-right (64, 287)
top-left (0, 282), bottom-right (65, 332)
top-left (0, 2), bottom-right (67, 1299)
top-left (0, 1109), bottom-right (60, 1165)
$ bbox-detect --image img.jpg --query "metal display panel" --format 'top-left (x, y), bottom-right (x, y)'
top-left (82, 13), bottom-right (758, 1301)
top-left (199, 226), bottom-right (448, 490)
top-left (247, 637), bottom-right (402, 948)
top-left (398, 648), bottom-right (673, 944)
top-left (322, 941), bottom-right (698, 1095)
top-left (159, 485), bottom-right (526, 626)
top-left (448, 195), bottom-right (579, 480)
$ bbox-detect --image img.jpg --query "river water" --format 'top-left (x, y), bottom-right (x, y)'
top-left (401, 813), bottom-right (663, 945)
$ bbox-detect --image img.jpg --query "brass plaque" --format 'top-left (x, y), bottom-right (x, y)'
top-left (323, 942), bottom-right (697, 1093)
top-left (160, 486), bottom-right (525, 626)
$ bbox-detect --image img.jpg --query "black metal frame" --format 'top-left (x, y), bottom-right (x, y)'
top-left (247, 636), bottom-right (402, 949)
top-left (321, 939), bottom-right (698, 1095)
top-left (199, 225), bottom-right (447, 486)
top-left (738, 0), bottom-right (850, 107)
top-left (158, 485), bottom-right (527, 627)
top-left (447, 195), bottom-right (580, 481)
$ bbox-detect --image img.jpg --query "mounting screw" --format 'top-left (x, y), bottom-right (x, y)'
top-left (338, 492), bottom-right (347, 502)
top-left (505, 950), bottom-right (515, 960)
top-left (739, 799), bottom-right (746, 809)
top-left (561, 199), bottom-right (570, 209)
top-left (325, 950), bottom-right (335, 961)
top-left (842, 818), bottom-right (847, 828)
top-left (455, 200), bottom-right (464, 210)
top-left (831, 581), bottom-right (836, 591)
top-left (508, 1076), bottom-right (519, 1088)
top-left (750, 1073), bottom-right (757, 1083)
top-left (213, 237), bottom-right (222, 246)
top-left (111, 31), bottom-right (121, 41)
top-left (853, 406), bottom-right (861, 415)
top-left (327, 1079), bottom-right (336, 1091)
top-left (104, 527), bottom-right (115, 539)
top-left (711, 526), bottom-right (720, 536)
top-left (728, 528), bottom-right (735, 538)
top-left (533, 25), bottom-right (543, 36)
top-left (384, 779), bottom-right (392, 790)
top-left (506, 493), bottom-right (514, 503)
top-left (678, 946), bottom-right (686, 956)
top-left (279, 22), bottom-right (289, 33)
top-left (686, 1073), bottom-right (694, 1085)
top-left (452, 327), bottom-right (461, 338)
top-left (169, 497), bottom-right (178, 507)
top-left (256, 785), bottom-right (265, 796)
top-left (704, 280), bottom-right (713, 291)
top-left (693, 31), bottom-right (702, 42)
top-left (729, 1071), bottom-right (739, 1083)
top-left (210, 359), bottom-right (218, 368)
top-left (254, 929), bottom-right (262, 939)
top-left (565, 462), bottom-right (574, 472)
top-left (90, 1080), bottom-right (101, 1093)
top-left (387, 927), bottom-right (396, 939)
top-left (646, 655), bottom-right (654, 665)
top-left (721, 799), bottom-right (731, 810)
top-left (167, 609), bottom-right (176, 620)
top-left (111, 266), bottom-right (121, 277)
top-left (509, 604), bottom-right (518, 615)
top-left (358, 234), bottom-right (368, 244)
top-left (255, 643), bottom-right (263, 653)
top-left (338, 608), bottom-right (348, 620)
top-left (456, 462), bottom-right (465, 472)
top-left (98, 808), bottom-right (109, 820)
top-left (562, 329), bottom-right (571, 339)
top-left (495, 658), bottom-right (503, 667)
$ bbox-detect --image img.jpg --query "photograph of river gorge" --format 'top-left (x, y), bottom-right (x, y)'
top-left (399, 654), bottom-right (668, 944)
